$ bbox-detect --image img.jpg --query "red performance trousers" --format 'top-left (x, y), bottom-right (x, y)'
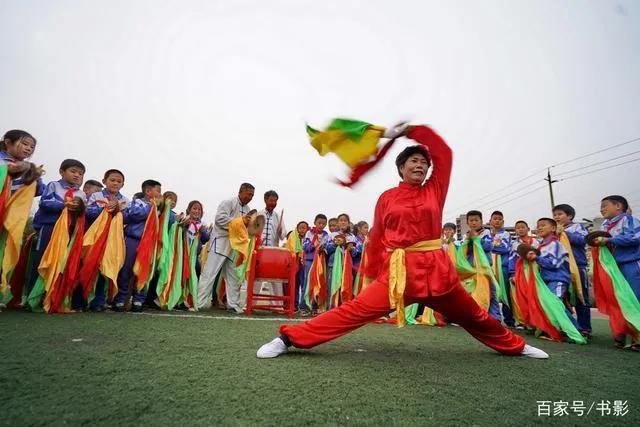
top-left (280, 279), bottom-right (525, 355)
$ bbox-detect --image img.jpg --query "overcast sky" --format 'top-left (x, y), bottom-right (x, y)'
top-left (2, 0), bottom-right (639, 229)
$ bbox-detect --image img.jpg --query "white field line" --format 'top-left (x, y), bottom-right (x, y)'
top-left (129, 311), bottom-right (306, 322)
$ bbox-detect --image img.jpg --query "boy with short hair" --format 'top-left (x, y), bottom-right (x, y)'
top-left (83, 179), bottom-right (104, 199)
top-left (112, 179), bottom-right (163, 312)
top-left (28, 159), bottom-right (87, 295)
top-left (84, 169), bottom-right (129, 311)
top-left (489, 211), bottom-right (514, 327)
top-left (464, 210), bottom-right (501, 321)
top-left (532, 218), bottom-right (580, 332)
top-left (552, 204), bottom-right (591, 336)
top-left (597, 195), bottom-right (640, 299)
top-left (327, 217), bottom-right (339, 233)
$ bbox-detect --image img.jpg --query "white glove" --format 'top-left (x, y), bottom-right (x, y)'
top-left (383, 121), bottom-right (411, 139)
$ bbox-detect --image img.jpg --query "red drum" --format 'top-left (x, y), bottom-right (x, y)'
top-left (246, 247), bottom-right (298, 318)
top-left (254, 247), bottom-right (294, 281)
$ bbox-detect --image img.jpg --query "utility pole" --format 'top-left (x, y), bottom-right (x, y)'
top-left (545, 167), bottom-right (557, 210)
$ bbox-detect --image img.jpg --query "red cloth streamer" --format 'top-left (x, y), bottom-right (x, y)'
top-left (512, 259), bottom-right (531, 326)
top-left (7, 233), bottom-right (36, 308)
top-left (519, 261), bottom-right (563, 341)
top-left (135, 203), bottom-right (159, 291)
top-left (337, 137), bottom-right (399, 188)
top-left (78, 213), bottom-right (113, 299)
top-left (47, 214), bottom-right (86, 313)
top-left (591, 247), bottom-right (638, 340)
top-left (341, 250), bottom-right (353, 303)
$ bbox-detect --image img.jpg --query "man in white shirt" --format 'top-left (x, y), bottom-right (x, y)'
top-left (258, 190), bottom-right (287, 305)
top-left (197, 183), bottom-right (254, 312)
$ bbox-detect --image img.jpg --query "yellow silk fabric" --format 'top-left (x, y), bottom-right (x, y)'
top-left (388, 239), bottom-right (442, 328)
top-left (1, 181), bottom-right (37, 288)
top-left (558, 231), bottom-right (585, 304)
top-left (309, 126), bottom-right (385, 168)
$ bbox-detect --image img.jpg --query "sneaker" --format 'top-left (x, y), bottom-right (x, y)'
top-left (90, 306), bottom-right (105, 313)
top-left (131, 303), bottom-right (143, 313)
top-left (256, 337), bottom-right (288, 359)
top-left (226, 308), bottom-right (242, 315)
top-left (112, 304), bottom-right (125, 312)
top-left (521, 344), bottom-right (549, 359)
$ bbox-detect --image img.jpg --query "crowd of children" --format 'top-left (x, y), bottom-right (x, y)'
top-left (0, 128), bottom-right (638, 351)
top-left (439, 201), bottom-right (640, 350)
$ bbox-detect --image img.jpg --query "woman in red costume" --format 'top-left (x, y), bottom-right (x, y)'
top-left (257, 123), bottom-right (548, 359)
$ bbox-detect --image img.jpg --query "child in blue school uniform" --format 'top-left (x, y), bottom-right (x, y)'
top-left (112, 179), bottom-right (163, 312)
top-left (464, 210), bottom-right (502, 321)
top-left (489, 210), bottom-right (515, 327)
top-left (553, 204), bottom-right (592, 337)
top-left (27, 159), bottom-right (87, 297)
top-left (84, 169), bottom-right (129, 311)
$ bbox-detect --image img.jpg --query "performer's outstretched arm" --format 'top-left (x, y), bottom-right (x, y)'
top-left (407, 125), bottom-right (452, 204)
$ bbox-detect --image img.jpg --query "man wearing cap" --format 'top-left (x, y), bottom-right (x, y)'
top-left (197, 183), bottom-right (255, 312)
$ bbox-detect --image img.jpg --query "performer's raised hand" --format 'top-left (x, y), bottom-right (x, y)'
top-left (383, 121), bottom-right (411, 139)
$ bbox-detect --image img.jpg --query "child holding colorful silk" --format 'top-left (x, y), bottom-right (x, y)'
top-left (185, 200), bottom-right (211, 277)
top-left (528, 218), bottom-right (581, 337)
top-left (0, 130), bottom-right (45, 307)
top-left (489, 211), bottom-right (515, 327)
top-left (553, 204), bottom-right (591, 337)
top-left (324, 213), bottom-right (358, 308)
top-left (302, 214), bottom-right (330, 314)
top-left (292, 221), bottom-right (309, 313)
top-left (83, 169), bottom-right (129, 311)
top-left (27, 159), bottom-right (87, 304)
top-left (464, 210), bottom-right (502, 321)
top-left (112, 179), bottom-right (163, 312)
top-left (590, 195), bottom-right (640, 350)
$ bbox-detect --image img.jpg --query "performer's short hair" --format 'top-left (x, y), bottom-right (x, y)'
top-left (515, 220), bottom-right (529, 227)
top-left (601, 195), bottom-right (628, 212)
top-left (394, 145), bottom-right (431, 178)
top-left (264, 190), bottom-right (279, 200)
top-left (490, 210), bottom-right (504, 218)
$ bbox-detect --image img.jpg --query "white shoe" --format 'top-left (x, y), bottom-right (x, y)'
top-left (256, 337), bottom-right (288, 359)
top-left (521, 344), bottom-right (549, 359)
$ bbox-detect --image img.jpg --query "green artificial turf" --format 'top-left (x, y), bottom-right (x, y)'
top-left (1, 311), bottom-right (637, 426)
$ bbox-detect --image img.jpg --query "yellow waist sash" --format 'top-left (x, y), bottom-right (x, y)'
top-left (387, 239), bottom-right (442, 327)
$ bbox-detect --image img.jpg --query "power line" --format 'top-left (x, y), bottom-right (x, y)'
top-left (550, 136), bottom-right (640, 169)
top-left (444, 167), bottom-right (546, 215)
top-left (554, 149), bottom-right (640, 177)
top-left (557, 157), bottom-right (640, 182)
top-left (492, 185), bottom-right (547, 207)
top-left (470, 180), bottom-right (544, 211)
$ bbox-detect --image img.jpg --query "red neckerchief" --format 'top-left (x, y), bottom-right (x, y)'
top-left (538, 235), bottom-right (558, 249)
top-left (310, 227), bottom-right (323, 244)
top-left (520, 236), bottom-right (534, 246)
top-left (604, 215), bottom-right (625, 232)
